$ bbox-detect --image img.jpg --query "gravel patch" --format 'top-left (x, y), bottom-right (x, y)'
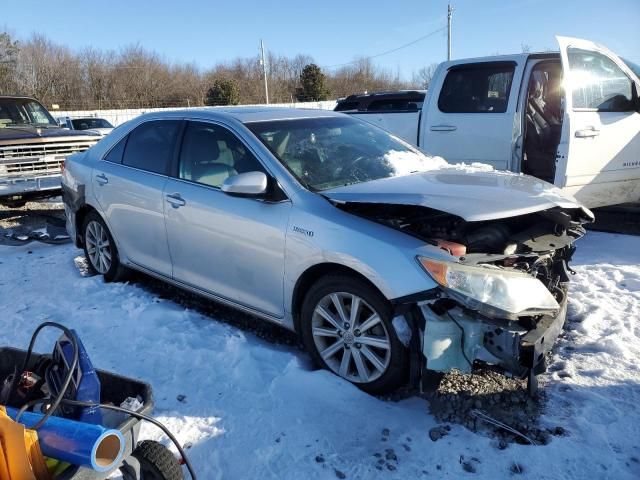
top-left (427, 366), bottom-right (566, 447)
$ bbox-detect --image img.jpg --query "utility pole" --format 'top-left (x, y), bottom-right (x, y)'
top-left (447, 3), bottom-right (453, 61)
top-left (260, 39), bottom-right (269, 105)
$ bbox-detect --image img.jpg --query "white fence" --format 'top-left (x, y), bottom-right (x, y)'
top-left (53, 100), bottom-right (338, 127)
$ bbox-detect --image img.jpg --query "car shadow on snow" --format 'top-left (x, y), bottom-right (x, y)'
top-left (127, 269), bottom-right (302, 349)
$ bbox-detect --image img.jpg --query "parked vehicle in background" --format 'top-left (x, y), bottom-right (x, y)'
top-left (62, 107), bottom-right (593, 394)
top-left (58, 116), bottom-right (115, 136)
top-left (0, 96), bottom-right (100, 207)
top-left (337, 36), bottom-right (640, 209)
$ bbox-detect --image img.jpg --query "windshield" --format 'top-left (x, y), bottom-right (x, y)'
top-left (71, 118), bottom-right (113, 130)
top-left (246, 116), bottom-right (447, 190)
top-left (0, 98), bottom-right (58, 128)
top-left (622, 57), bottom-right (640, 79)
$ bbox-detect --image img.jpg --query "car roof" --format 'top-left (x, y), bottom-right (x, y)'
top-left (143, 106), bottom-right (343, 124)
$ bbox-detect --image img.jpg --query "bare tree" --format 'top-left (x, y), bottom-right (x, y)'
top-left (412, 63), bottom-right (439, 89)
top-left (0, 30), bottom-right (416, 108)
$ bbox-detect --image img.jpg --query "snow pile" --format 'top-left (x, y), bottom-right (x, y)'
top-left (0, 231), bottom-right (638, 479)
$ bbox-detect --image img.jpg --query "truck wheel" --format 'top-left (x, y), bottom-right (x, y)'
top-left (82, 211), bottom-right (128, 282)
top-left (130, 440), bottom-right (184, 480)
top-left (300, 275), bottom-right (407, 394)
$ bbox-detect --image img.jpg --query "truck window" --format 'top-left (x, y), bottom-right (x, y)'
top-left (568, 48), bottom-right (635, 112)
top-left (438, 63), bottom-right (515, 113)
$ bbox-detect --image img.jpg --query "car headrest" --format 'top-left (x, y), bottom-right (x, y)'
top-left (185, 127), bottom-right (220, 162)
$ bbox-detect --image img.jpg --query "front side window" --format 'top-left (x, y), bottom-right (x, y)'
top-left (438, 63), bottom-right (515, 113)
top-left (178, 121), bottom-right (265, 188)
top-left (568, 48), bottom-right (635, 112)
top-left (247, 116), bottom-right (447, 191)
top-left (121, 120), bottom-right (181, 174)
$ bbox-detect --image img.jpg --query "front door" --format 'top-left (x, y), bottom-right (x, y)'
top-left (163, 120), bottom-right (291, 318)
top-left (556, 36), bottom-right (640, 207)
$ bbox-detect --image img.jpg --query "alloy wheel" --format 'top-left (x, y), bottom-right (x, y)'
top-left (311, 292), bottom-right (391, 384)
top-left (85, 220), bottom-right (112, 274)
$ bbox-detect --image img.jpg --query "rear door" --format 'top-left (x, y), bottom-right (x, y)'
top-left (92, 119), bottom-right (181, 276)
top-left (421, 59), bottom-right (525, 170)
top-left (556, 36), bottom-right (640, 207)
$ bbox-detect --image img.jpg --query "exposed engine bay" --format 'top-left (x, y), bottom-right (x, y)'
top-left (336, 201), bottom-right (594, 390)
top-left (338, 201), bottom-right (592, 291)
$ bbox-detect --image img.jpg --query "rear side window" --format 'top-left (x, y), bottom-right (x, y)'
top-left (367, 99), bottom-right (420, 112)
top-left (334, 101), bottom-right (360, 112)
top-left (122, 120), bottom-right (181, 174)
top-left (438, 63), bottom-right (515, 113)
top-left (104, 136), bottom-right (127, 163)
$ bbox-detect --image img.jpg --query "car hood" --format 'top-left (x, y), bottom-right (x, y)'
top-left (0, 125), bottom-right (100, 143)
top-left (323, 167), bottom-right (584, 222)
top-left (84, 128), bottom-right (113, 136)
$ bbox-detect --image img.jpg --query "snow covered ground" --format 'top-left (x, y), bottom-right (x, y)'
top-left (0, 231), bottom-right (638, 479)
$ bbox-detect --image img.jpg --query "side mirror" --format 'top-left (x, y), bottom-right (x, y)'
top-left (221, 171), bottom-right (268, 196)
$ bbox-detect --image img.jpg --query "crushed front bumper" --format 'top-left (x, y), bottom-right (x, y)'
top-left (400, 289), bottom-right (568, 392)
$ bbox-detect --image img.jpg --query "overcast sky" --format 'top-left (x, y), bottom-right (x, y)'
top-left (3, 0), bottom-right (639, 79)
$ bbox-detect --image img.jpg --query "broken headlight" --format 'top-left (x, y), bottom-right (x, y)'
top-left (417, 256), bottom-right (559, 318)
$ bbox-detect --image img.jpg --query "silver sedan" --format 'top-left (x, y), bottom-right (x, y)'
top-left (62, 108), bottom-right (592, 393)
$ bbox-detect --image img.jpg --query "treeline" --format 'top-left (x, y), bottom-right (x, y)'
top-left (0, 32), bottom-right (415, 110)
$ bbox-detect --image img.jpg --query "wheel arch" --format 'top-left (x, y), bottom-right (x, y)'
top-left (74, 203), bottom-right (100, 247)
top-left (291, 262), bottom-right (389, 334)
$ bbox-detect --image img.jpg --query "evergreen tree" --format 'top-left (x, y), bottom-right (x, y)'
top-left (205, 78), bottom-right (240, 106)
top-left (297, 63), bottom-right (329, 101)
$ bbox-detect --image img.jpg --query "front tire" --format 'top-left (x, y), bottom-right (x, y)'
top-left (300, 275), bottom-right (407, 394)
top-left (82, 211), bottom-right (128, 282)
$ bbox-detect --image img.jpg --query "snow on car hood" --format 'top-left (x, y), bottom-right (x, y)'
top-left (323, 167), bottom-right (583, 222)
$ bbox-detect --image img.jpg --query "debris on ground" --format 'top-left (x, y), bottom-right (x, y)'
top-left (427, 368), bottom-right (564, 445)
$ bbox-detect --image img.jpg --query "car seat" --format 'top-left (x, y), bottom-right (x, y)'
top-left (181, 127), bottom-right (237, 186)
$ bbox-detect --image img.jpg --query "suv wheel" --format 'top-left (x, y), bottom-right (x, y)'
top-left (301, 275), bottom-right (407, 394)
top-left (82, 211), bottom-right (128, 282)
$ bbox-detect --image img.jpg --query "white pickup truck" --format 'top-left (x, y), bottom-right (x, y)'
top-left (336, 37), bottom-right (640, 208)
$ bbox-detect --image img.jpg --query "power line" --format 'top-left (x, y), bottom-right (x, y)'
top-left (321, 25), bottom-right (447, 69)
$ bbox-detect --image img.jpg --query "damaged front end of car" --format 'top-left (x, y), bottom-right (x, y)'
top-left (338, 201), bottom-right (594, 393)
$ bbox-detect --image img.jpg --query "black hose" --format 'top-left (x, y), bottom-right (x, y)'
top-left (11, 322), bottom-right (79, 430)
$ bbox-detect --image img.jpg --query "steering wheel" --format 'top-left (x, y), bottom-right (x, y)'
top-left (336, 155), bottom-right (367, 181)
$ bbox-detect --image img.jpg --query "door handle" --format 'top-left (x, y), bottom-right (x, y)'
top-left (430, 125), bottom-right (457, 132)
top-left (95, 173), bottom-right (108, 185)
top-left (166, 193), bottom-right (186, 208)
top-left (575, 128), bottom-right (600, 138)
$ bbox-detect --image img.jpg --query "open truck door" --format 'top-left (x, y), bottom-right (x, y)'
top-left (556, 36), bottom-right (640, 208)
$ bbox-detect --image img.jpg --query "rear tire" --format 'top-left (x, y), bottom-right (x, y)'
top-left (82, 211), bottom-right (128, 282)
top-left (300, 275), bottom-right (407, 394)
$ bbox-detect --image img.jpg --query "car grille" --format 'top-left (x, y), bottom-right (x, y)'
top-left (0, 140), bottom-right (97, 178)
